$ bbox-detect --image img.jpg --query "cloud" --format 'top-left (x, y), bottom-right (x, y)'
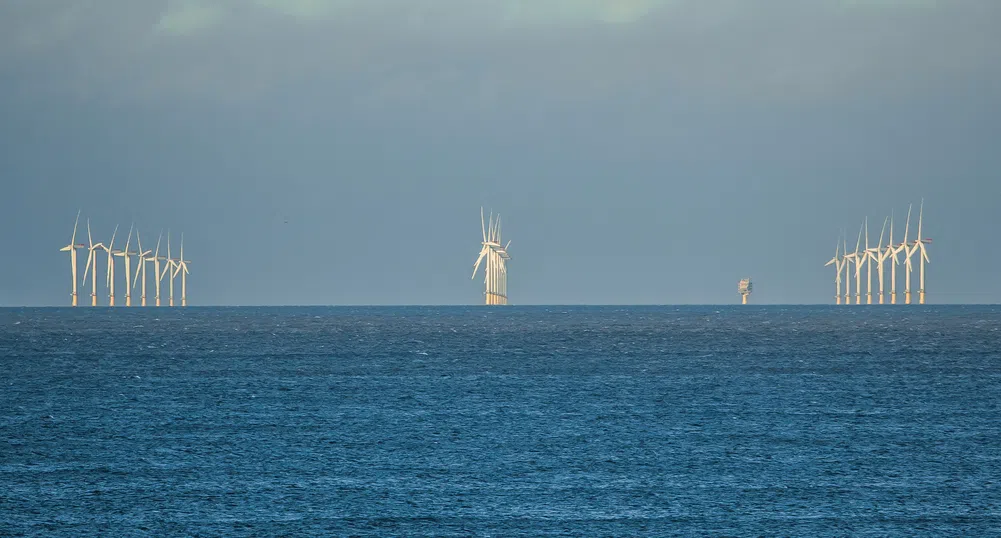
top-left (155, 2), bottom-right (225, 35)
top-left (0, 0), bottom-right (998, 105)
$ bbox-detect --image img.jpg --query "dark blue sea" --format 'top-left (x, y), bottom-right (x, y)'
top-left (2, 306), bottom-right (1000, 536)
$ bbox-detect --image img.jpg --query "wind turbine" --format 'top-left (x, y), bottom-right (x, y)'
top-left (895, 204), bottom-right (914, 304)
top-left (59, 210), bottom-right (85, 306)
top-left (861, 218), bottom-right (874, 304)
top-left (103, 225), bottom-right (120, 307)
top-left (151, 232), bottom-right (165, 307)
top-left (841, 231), bottom-right (853, 305)
top-left (114, 224), bottom-right (137, 307)
top-left (172, 233), bottom-right (191, 307)
top-left (908, 199), bottom-right (932, 305)
top-left (82, 220), bottom-right (105, 306)
top-left (886, 211), bottom-right (901, 304)
top-left (160, 231), bottom-right (178, 307)
top-left (132, 229), bottom-right (152, 306)
top-left (870, 216), bottom-right (890, 305)
top-left (471, 208), bottom-right (511, 305)
top-left (851, 221), bottom-right (865, 305)
top-left (825, 232), bottom-right (843, 305)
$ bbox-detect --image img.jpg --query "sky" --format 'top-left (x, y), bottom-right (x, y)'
top-left (2, 0), bottom-right (1000, 305)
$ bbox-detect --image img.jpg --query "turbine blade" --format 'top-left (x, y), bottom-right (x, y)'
top-left (71, 209), bottom-right (80, 244)
top-left (83, 250), bottom-right (92, 282)
top-left (917, 198), bottom-right (924, 241)
top-left (471, 248), bottom-right (487, 279)
top-left (480, 207), bottom-right (486, 243)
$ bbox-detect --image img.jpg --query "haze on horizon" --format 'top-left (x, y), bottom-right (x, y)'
top-left (2, 0), bottom-right (999, 306)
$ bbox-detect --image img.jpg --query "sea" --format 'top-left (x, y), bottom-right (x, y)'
top-left (1, 305), bottom-right (1000, 536)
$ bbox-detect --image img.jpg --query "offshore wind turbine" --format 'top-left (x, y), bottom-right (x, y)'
top-left (132, 229), bottom-right (152, 306)
top-left (908, 199), bottom-right (932, 305)
top-left (151, 232), bottom-right (165, 307)
top-left (895, 204), bottom-right (914, 304)
top-left (82, 220), bottom-right (105, 307)
top-left (870, 216), bottom-right (890, 304)
top-left (104, 225), bottom-right (120, 307)
top-left (160, 232), bottom-right (178, 307)
top-left (862, 218), bottom-right (874, 304)
top-left (841, 232), bottom-right (853, 305)
top-left (825, 232), bottom-right (844, 305)
top-left (886, 212), bottom-right (901, 304)
top-left (115, 224), bottom-right (137, 307)
top-left (851, 222), bottom-right (865, 305)
top-left (172, 233), bottom-right (191, 307)
top-left (59, 210), bottom-right (85, 306)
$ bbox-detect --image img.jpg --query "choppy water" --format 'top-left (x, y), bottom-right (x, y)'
top-left (2, 306), bottom-right (1000, 536)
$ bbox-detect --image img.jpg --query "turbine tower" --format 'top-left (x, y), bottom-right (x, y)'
top-left (908, 199), bottom-right (932, 305)
top-left (114, 224), bottom-right (137, 307)
top-left (103, 225), bottom-right (119, 307)
top-left (825, 233), bottom-right (843, 305)
top-left (82, 220), bottom-right (105, 307)
top-left (471, 208), bottom-right (512, 305)
top-left (173, 233), bottom-right (191, 307)
top-left (59, 210), bottom-right (85, 306)
top-left (132, 230), bottom-right (152, 306)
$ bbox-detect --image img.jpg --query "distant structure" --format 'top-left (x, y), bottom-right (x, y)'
top-left (738, 278), bottom-right (753, 305)
top-left (826, 199), bottom-right (930, 305)
top-left (471, 207), bottom-right (512, 305)
top-left (61, 211), bottom-right (189, 307)
top-left (58, 211), bottom-right (85, 307)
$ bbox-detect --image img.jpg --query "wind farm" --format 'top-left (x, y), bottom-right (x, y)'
top-left (58, 202), bottom-right (943, 307)
top-left (60, 211), bottom-right (191, 307)
top-left (826, 200), bottom-right (932, 305)
top-left (471, 208), bottom-right (512, 305)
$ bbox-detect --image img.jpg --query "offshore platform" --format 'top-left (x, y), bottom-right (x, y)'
top-left (738, 278), bottom-right (753, 305)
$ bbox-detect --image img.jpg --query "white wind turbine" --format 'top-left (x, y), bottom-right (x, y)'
top-left (59, 210), bottom-right (85, 306)
top-left (869, 216), bottom-right (892, 305)
top-left (895, 204), bottom-right (914, 304)
top-left (131, 229), bottom-right (153, 306)
top-left (861, 218), bottom-right (875, 304)
top-left (824, 232), bottom-right (844, 305)
top-left (471, 208), bottom-right (512, 305)
top-left (851, 221), bottom-right (865, 305)
top-left (114, 224), bottom-right (137, 307)
top-left (841, 232), bottom-right (853, 305)
top-left (82, 220), bottom-right (106, 307)
top-left (103, 225), bottom-right (120, 307)
top-left (885, 211), bottom-right (901, 305)
top-left (151, 232), bottom-right (166, 307)
top-left (172, 233), bottom-right (191, 307)
top-left (160, 231), bottom-right (178, 307)
top-left (908, 199), bottom-right (932, 305)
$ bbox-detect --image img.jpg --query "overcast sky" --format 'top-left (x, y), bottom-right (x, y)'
top-left (2, 0), bottom-right (999, 305)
